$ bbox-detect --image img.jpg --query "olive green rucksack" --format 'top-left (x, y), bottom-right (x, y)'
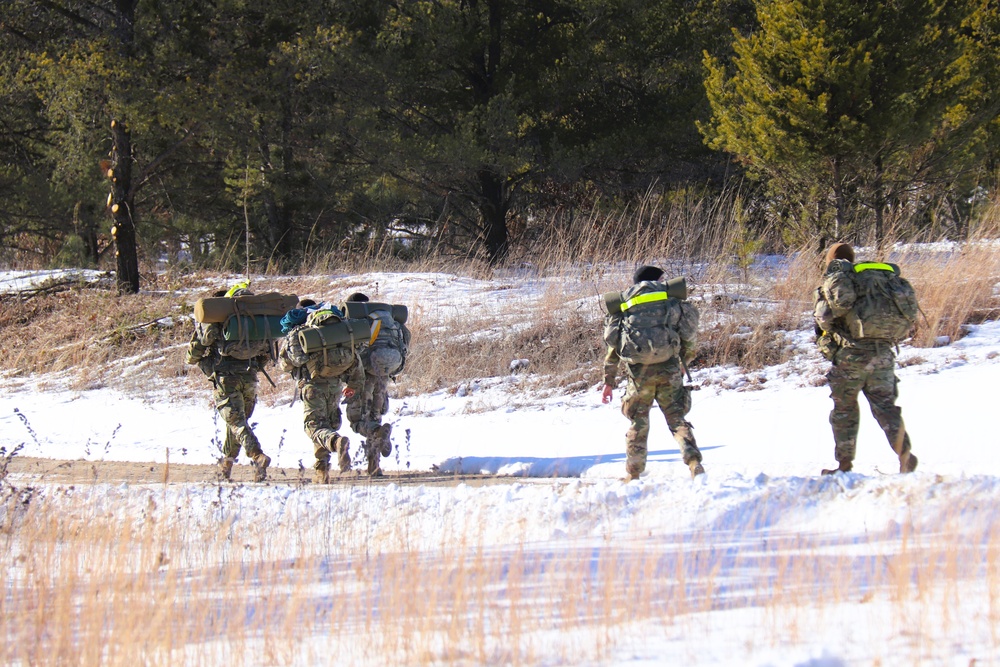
top-left (602, 277), bottom-right (694, 365)
top-left (845, 263), bottom-right (919, 342)
top-left (294, 308), bottom-right (373, 376)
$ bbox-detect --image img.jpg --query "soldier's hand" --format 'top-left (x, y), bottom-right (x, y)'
top-left (342, 387), bottom-right (355, 400)
top-left (197, 358), bottom-right (215, 378)
top-left (601, 384), bottom-right (614, 404)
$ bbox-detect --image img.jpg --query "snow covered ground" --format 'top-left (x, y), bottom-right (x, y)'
top-left (2, 266), bottom-right (1000, 666)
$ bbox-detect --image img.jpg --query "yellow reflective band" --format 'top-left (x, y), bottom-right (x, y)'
top-left (225, 280), bottom-right (250, 297)
top-left (854, 262), bottom-right (894, 273)
top-left (369, 318), bottom-right (382, 346)
top-left (620, 291), bottom-right (669, 312)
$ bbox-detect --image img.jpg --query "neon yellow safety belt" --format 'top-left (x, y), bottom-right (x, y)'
top-left (620, 291), bottom-right (668, 312)
top-left (854, 262), bottom-right (894, 273)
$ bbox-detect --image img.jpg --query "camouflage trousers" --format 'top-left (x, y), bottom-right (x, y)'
top-left (827, 346), bottom-right (911, 465)
top-left (346, 347), bottom-right (399, 439)
top-left (301, 380), bottom-right (345, 470)
top-left (621, 360), bottom-right (701, 476)
top-left (213, 372), bottom-right (264, 460)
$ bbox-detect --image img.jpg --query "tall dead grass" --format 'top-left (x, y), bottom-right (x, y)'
top-left (1, 482), bottom-right (998, 665)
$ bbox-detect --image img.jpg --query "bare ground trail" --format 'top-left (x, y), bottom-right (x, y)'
top-left (4, 457), bottom-right (516, 487)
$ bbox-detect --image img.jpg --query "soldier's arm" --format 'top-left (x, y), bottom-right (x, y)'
top-left (813, 287), bottom-right (837, 334)
top-left (677, 302), bottom-right (700, 363)
top-left (345, 353), bottom-right (366, 395)
top-left (185, 322), bottom-right (219, 364)
top-left (823, 261), bottom-right (857, 316)
top-left (603, 346), bottom-right (620, 386)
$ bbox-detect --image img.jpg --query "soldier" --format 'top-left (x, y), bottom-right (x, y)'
top-left (601, 266), bottom-right (704, 480)
top-left (185, 284), bottom-right (272, 482)
top-left (343, 292), bottom-right (411, 477)
top-left (814, 242), bottom-right (919, 474)
top-left (278, 300), bottom-right (365, 484)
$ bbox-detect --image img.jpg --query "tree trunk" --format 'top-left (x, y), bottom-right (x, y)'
top-left (478, 168), bottom-right (509, 265)
top-left (259, 130), bottom-right (293, 263)
top-left (831, 156), bottom-right (846, 238)
top-left (873, 154), bottom-right (885, 253)
top-left (109, 0), bottom-right (139, 293)
top-left (110, 119), bottom-right (140, 294)
top-left (73, 202), bottom-right (100, 264)
top-left (472, 1), bottom-right (509, 266)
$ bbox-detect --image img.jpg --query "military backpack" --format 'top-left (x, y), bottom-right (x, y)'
top-left (602, 277), bottom-right (695, 365)
top-left (290, 308), bottom-right (374, 377)
top-left (843, 262), bottom-right (919, 342)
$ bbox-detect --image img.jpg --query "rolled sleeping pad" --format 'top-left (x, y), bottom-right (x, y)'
top-left (343, 301), bottom-right (408, 324)
top-left (298, 318), bottom-right (374, 354)
top-left (221, 314), bottom-right (285, 341)
top-left (601, 277), bottom-right (688, 315)
top-left (195, 292), bottom-right (298, 323)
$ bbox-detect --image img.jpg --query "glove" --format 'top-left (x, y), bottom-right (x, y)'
top-left (342, 387), bottom-right (355, 400)
top-left (197, 357), bottom-right (215, 378)
top-left (601, 384), bottom-right (614, 404)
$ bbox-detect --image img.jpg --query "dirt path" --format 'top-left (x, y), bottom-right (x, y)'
top-left (5, 457), bottom-right (515, 487)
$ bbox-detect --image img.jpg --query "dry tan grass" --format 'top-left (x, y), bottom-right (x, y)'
top-left (1, 482), bottom-right (997, 665)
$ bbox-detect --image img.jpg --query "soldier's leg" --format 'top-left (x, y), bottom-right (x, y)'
top-left (656, 377), bottom-right (700, 467)
top-left (862, 367), bottom-right (914, 469)
top-left (326, 385), bottom-right (351, 472)
top-left (826, 361), bottom-right (866, 466)
top-left (239, 377), bottom-right (265, 459)
top-left (303, 383), bottom-right (348, 471)
top-left (215, 375), bottom-right (262, 460)
top-left (370, 374), bottom-right (393, 457)
top-left (622, 375), bottom-right (656, 477)
top-left (360, 374), bottom-right (380, 436)
top-left (347, 376), bottom-right (379, 439)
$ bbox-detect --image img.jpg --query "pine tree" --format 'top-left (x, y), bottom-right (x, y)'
top-left (701, 0), bottom-right (989, 245)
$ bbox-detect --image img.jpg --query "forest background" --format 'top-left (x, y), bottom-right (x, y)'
top-left (1, 0), bottom-right (998, 293)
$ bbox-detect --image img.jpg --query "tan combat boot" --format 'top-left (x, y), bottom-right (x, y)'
top-left (899, 452), bottom-right (918, 473)
top-left (821, 459), bottom-right (853, 475)
top-left (689, 461), bottom-right (705, 479)
top-left (314, 464), bottom-right (330, 485)
top-left (333, 435), bottom-right (351, 473)
top-left (251, 452), bottom-right (270, 482)
top-left (366, 442), bottom-right (383, 477)
top-left (375, 424), bottom-right (393, 457)
top-left (219, 457), bottom-right (235, 481)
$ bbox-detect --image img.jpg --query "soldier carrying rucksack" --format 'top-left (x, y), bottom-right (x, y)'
top-left (601, 265), bottom-right (704, 480)
top-left (813, 243), bottom-right (919, 475)
top-left (277, 299), bottom-right (366, 484)
top-left (341, 292), bottom-right (411, 477)
top-left (185, 282), bottom-right (287, 482)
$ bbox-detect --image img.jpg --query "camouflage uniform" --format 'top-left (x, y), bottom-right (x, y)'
top-left (345, 306), bottom-right (410, 475)
top-left (604, 280), bottom-right (702, 478)
top-left (814, 259), bottom-right (915, 472)
top-left (185, 320), bottom-right (272, 479)
top-left (278, 319), bottom-right (365, 481)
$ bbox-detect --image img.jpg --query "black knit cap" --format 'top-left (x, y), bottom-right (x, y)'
top-left (347, 292), bottom-right (370, 302)
top-left (632, 265), bottom-right (664, 283)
